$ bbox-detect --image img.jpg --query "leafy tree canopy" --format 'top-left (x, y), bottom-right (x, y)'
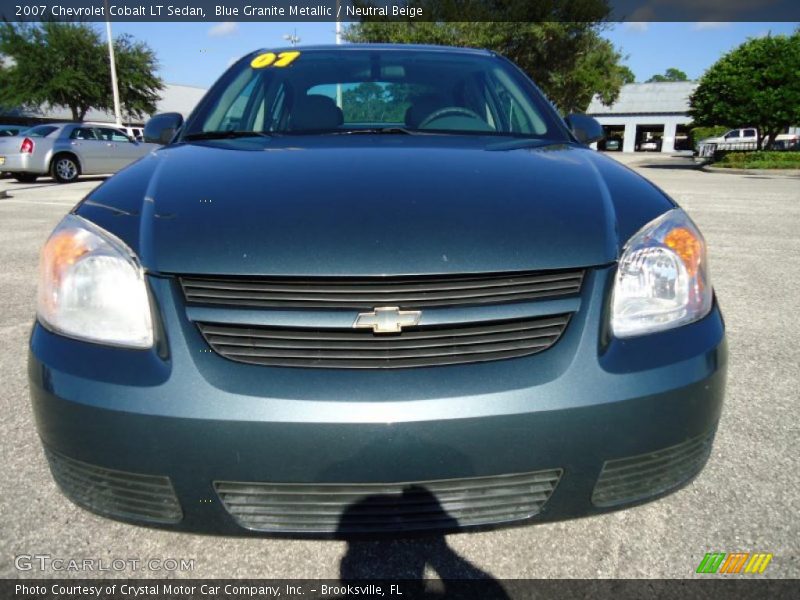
top-left (0, 22), bottom-right (163, 122)
top-left (345, 1), bottom-right (630, 114)
top-left (689, 33), bottom-right (800, 149)
top-left (619, 65), bottom-right (636, 84)
top-left (646, 67), bottom-right (688, 83)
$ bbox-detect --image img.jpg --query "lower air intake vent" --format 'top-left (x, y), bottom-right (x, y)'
top-left (216, 469), bottom-right (563, 533)
top-left (197, 314), bottom-right (570, 369)
top-left (45, 448), bottom-right (182, 524)
top-left (592, 428), bottom-right (717, 508)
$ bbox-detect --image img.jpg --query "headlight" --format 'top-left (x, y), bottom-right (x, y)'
top-left (37, 214), bottom-right (153, 348)
top-left (611, 208), bottom-right (712, 338)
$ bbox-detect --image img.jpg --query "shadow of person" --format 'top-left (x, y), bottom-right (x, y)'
top-left (335, 486), bottom-right (510, 599)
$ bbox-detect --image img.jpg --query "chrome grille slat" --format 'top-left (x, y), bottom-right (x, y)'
top-left (181, 269), bottom-right (584, 309)
top-left (185, 271), bottom-right (582, 293)
top-left (197, 314), bottom-right (570, 369)
top-left (219, 338), bottom-right (555, 360)
top-left (592, 429), bottom-right (716, 507)
top-left (595, 438), bottom-right (709, 473)
top-left (595, 452), bottom-right (710, 489)
top-left (206, 326), bottom-right (562, 350)
top-left (229, 494), bottom-right (552, 518)
top-left (45, 448), bottom-right (183, 524)
top-left (221, 477), bottom-right (559, 497)
top-left (592, 446), bottom-right (705, 484)
top-left (184, 281), bottom-right (580, 304)
top-left (216, 469), bottom-right (562, 533)
top-left (200, 315), bottom-right (568, 341)
top-left (224, 487), bottom-right (556, 508)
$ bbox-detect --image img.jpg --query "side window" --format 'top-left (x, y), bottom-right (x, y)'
top-left (111, 129), bottom-right (132, 142)
top-left (744, 129), bottom-right (756, 138)
top-left (725, 130), bottom-right (740, 139)
top-left (96, 127), bottom-right (130, 142)
top-left (70, 127), bottom-right (97, 141)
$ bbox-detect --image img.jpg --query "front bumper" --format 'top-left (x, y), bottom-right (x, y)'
top-left (29, 267), bottom-right (727, 536)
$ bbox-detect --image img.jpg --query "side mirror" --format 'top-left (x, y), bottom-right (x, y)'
top-left (565, 114), bottom-right (605, 145)
top-left (143, 112), bottom-right (184, 145)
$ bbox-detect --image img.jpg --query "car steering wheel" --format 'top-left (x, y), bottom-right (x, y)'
top-left (418, 106), bottom-right (485, 128)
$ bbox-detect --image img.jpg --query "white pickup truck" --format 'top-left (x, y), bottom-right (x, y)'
top-left (696, 127), bottom-right (759, 158)
top-left (701, 128), bottom-right (758, 146)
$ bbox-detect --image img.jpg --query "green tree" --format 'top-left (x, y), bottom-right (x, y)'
top-left (0, 22), bottom-right (163, 122)
top-left (646, 68), bottom-right (688, 83)
top-left (111, 34), bottom-right (164, 122)
top-left (690, 33), bottom-right (800, 149)
top-left (345, 2), bottom-right (630, 114)
top-left (619, 65), bottom-right (636, 84)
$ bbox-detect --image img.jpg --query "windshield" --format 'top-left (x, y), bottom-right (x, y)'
top-left (182, 48), bottom-right (568, 140)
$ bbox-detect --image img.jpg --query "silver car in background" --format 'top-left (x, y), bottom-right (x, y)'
top-left (0, 123), bottom-right (157, 183)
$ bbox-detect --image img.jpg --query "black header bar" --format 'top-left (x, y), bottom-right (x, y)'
top-left (1, 0), bottom-right (799, 23)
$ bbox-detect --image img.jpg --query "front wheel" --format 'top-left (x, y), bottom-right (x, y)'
top-left (51, 155), bottom-right (80, 183)
top-left (13, 173), bottom-right (38, 183)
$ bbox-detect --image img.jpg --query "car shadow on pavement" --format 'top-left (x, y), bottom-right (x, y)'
top-left (335, 487), bottom-right (510, 599)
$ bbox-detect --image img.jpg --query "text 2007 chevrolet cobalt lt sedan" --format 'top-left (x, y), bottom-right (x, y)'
top-left (29, 45), bottom-right (726, 535)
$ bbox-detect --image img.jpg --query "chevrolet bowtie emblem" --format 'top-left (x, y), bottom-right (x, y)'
top-left (353, 307), bottom-right (422, 334)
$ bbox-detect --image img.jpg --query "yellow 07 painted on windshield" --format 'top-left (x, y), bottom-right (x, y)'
top-left (251, 51), bottom-right (301, 69)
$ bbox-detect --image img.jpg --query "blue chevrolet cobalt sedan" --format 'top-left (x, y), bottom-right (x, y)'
top-left (29, 45), bottom-right (726, 535)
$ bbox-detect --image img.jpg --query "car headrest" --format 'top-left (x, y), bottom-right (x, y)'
top-left (290, 95), bottom-right (344, 131)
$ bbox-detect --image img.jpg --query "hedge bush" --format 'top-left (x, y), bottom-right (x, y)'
top-left (713, 151), bottom-right (800, 169)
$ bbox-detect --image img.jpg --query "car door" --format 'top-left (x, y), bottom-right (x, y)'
top-left (743, 129), bottom-right (757, 143)
top-left (97, 127), bottom-right (153, 171)
top-left (67, 126), bottom-right (111, 174)
top-left (723, 130), bottom-right (741, 142)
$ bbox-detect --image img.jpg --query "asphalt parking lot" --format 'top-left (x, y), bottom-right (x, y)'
top-left (1, 157), bottom-right (798, 580)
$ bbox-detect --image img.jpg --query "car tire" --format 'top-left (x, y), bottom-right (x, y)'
top-left (51, 154), bottom-right (80, 184)
top-left (13, 173), bottom-right (38, 183)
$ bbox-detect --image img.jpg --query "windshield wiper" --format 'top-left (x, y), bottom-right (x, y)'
top-left (484, 138), bottom-right (567, 151)
top-left (332, 127), bottom-right (422, 136)
top-left (183, 130), bottom-right (277, 141)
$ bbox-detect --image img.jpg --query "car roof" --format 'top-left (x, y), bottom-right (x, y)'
top-left (251, 43), bottom-right (495, 57)
top-left (26, 123), bottom-right (71, 128)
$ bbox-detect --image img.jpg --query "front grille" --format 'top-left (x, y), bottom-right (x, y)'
top-left (216, 469), bottom-right (562, 533)
top-left (45, 448), bottom-right (182, 524)
top-left (180, 269), bottom-right (584, 309)
top-left (197, 314), bottom-right (570, 369)
top-left (591, 428), bottom-right (717, 508)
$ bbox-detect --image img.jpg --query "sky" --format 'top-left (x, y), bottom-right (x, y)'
top-left (110, 21), bottom-right (799, 89)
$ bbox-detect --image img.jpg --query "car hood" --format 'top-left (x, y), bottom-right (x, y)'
top-left (78, 136), bottom-right (673, 276)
